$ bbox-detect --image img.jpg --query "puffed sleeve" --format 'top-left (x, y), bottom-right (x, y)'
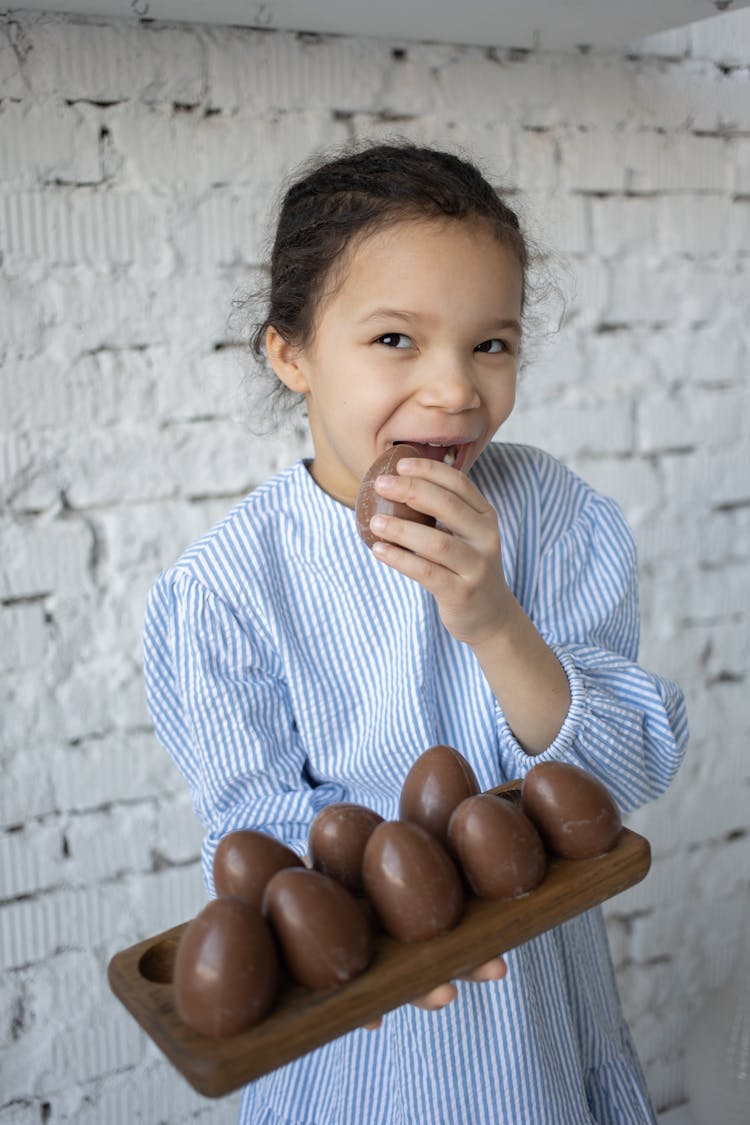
top-left (143, 568), bottom-right (343, 894)
top-left (495, 488), bottom-right (688, 813)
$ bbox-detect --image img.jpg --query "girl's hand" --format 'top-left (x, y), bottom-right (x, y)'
top-left (363, 955), bottom-right (507, 1031)
top-left (370, 452), bottom-right (572, 753)
top-left (369, 456), bottom-right (512, 646)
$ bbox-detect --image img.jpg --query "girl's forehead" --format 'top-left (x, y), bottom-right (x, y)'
top-left (331, 216), bottom-right (524, 307)
top-left (337, 216), bottom-right (526, 290)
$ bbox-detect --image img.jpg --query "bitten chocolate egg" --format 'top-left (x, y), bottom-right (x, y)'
top-left (447, 793), bottom-right (547, 899)
top-left (355, 445), bottom-right (435, 548)
top-left (213, 829), bottom-right (303, 908)
top-left (362, 820), bottom-right (464, 942)
top-left (174, 897), bottom-right (278, 1037)
top-left (262, 868), bottom-right (375, 989)
top-left (399, 744), bottom-right (480, 844)
top-left (521, 761), bottom-right (623, 859)
top-left (309, 803), bottom-right (384, 894)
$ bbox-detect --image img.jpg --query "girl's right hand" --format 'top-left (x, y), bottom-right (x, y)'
top-left (363, 955), bottom-right (507, 1030)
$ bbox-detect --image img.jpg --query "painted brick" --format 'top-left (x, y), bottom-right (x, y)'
top-left (63, 805), bottom-right (156, 885)
top-left (63, 426), bottom-right (179, 507)
top-left (527, 188), bottom-right (591, 255)
top-left (566, 456), bottom-right (664, 526)
top-left (437, 51), bottom-right (560, 127)
top-left (377, 42), bottom-right (447, 117)
top-left (203, 27), bottom-right (385, 113)
top-left (2, 190), bottom-right (161, 267)
top-left (0, 822), bottom-right (63, 901)
top-left (155, 791), bottom-right (204, 865)
top-left (502, 397), bottom-right (634, 461)
top-left (18, 14), bottom-right (205, 103)
top-left (561, 128), bottom-right (729, 194)
top-left (636, 386), bottom-right (742, 453)
top-left (0, 100), bottom-right (100, 187)
top-left (0, 880), bottom-right (136, 972)
top-left (65, 1061), bottom-right (240, 1125)
top-left (591, 195), bottom-right (659, 257)
top-left (0, 747), bottom-right (56, 828)
top-left (661, 446), bottom-right (750, 512)
top-left (136, 864), bottom-right (207, 938)
top-left (0, 603), bottom-right (47, 674)
top-left (688, 6), bottom-right (750, 67)
top-left (736, 138), bottom-right (750, 192)
top-left (49, 731), bottom-right (184, 814)
top-left (728, 198), bottom-right (750, 253)
top-left (0, 519), bottom-right (93, 600)
top-left (0, 24), bottom-right (26, 98)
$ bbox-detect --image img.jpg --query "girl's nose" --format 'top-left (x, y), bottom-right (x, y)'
top-left (417, 357), bottom-right (481, 412)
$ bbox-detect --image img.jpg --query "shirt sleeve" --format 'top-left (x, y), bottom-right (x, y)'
top-left (143, 568), bottom-right (343, 894)
top-left (495, 488), bottom-right (688, 813)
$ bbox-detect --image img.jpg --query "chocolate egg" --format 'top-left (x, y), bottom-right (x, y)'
top-left (174, 897), bottom-right (278, 1037)
top-left (399, 744), bottom-right (480, 844)
top-left (355, 445), bottom-right (435, 548)
top-left (213, 829), bottom-right (303, 908)
top-left (448, 793), bottom-right (547, 899)
top-left (362, 820), bottom-right (464, 942)
top-left (309, 803), bottom-right (384, 894)
top-left (262, 868), bottom-right (375, 989)
top-left (521, 761), bottom-right (622, 859)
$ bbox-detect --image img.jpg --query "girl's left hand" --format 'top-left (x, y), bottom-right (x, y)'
top-left (363, 955), bottom-right (507, 1031)
top-left (369, 456), bottom-right (513, 646)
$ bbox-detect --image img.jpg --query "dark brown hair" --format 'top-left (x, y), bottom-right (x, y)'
top-left (247, 142), bottom-right (531, 420)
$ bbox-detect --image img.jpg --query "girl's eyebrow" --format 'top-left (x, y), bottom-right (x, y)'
top-left (360, 308), bottom-right (522, 335)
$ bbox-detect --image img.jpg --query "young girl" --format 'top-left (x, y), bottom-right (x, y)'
top-left (143, 143), bottom-right (687, 1124)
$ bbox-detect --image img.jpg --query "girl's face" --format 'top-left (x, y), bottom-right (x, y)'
top-left (268, 216), bottom-right (523, 508)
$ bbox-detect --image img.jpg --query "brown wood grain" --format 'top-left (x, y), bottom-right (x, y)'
top-left (107, 784), bottom-right (650, 1098)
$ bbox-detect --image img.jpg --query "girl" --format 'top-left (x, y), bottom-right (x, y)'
top-left (144, 143), bottom-right (687, 1124)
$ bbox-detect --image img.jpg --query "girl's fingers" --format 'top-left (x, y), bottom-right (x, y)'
top-left (364, 959), bottom-right (507, 1030)
top-left (394, 456), bottom-right (490, 516)
top-left (460, 956), bottom-right (507, 984)
top-left (411, 982), bottom-right (458, 1010)
top-left (370, 517), bottom-right (471, 579)
top-left (375, 464), bottom-right (490, 532)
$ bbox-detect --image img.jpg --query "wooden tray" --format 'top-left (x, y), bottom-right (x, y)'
top-left (108, 783), bottom-right (650, 1098)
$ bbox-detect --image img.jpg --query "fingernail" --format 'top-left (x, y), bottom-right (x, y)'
top-left (376, 473), bottom-right (397, 490)
top-left (370, 515), bottom-right (387, 532)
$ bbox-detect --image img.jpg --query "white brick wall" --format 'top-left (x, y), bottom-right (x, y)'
top-left (1, 7), bottom-right (748, 1122)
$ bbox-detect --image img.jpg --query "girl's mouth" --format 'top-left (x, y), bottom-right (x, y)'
top-left (394, 441), bottom-right (461, 467)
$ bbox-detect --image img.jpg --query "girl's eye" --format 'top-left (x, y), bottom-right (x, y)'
top-left (376, 333), bottom-right (412, 349)
top-left (474, 338), bottom-right (506, 354)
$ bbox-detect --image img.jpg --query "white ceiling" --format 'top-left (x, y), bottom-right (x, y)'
top-left (10, 0), bottom-right (750, 52)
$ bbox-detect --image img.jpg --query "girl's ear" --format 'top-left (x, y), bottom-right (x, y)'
top-left (265, 326), bottom-right (310, 394)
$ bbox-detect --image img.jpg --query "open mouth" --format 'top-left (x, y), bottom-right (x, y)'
top-left (394, 441), bottom-right (460, 467)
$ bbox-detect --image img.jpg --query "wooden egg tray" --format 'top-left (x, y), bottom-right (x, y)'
top-left (107, 782), bottom-right (650, 1097)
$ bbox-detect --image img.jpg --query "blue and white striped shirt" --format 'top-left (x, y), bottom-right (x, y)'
top-left (143, 441), bottom-right (687, 1125)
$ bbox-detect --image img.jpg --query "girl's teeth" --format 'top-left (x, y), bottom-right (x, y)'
top-left (443, 449), bottom-right (456, 466)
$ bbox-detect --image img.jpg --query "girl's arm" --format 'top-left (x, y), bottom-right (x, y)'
top-left (144, 568), bottom-right (333, 891)
top-left (369, 453), bottom-right (687, 811)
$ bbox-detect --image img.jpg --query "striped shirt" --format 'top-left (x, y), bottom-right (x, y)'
top-left (143, 441), bottom-right (688, 1125)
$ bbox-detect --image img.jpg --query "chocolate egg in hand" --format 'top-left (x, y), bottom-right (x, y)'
top-left (399, 744), bottom-right (480, 845)
top-left (355, 445), bottom-right (435, 549)
top-left (521, 761), bottom-right (623, 859)
top-left (263, 868), bottom-right (375, 990)
top-left (448, 793), bottom-right (547, 899)
top-left (213, 829), bottom-right (303, 908)
top-left (174, 897), bottom-right (278, 1037)
top-left (309, 803), bottom-right (384, 894)
top-left (362, 820), bottom-right (464, 942)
